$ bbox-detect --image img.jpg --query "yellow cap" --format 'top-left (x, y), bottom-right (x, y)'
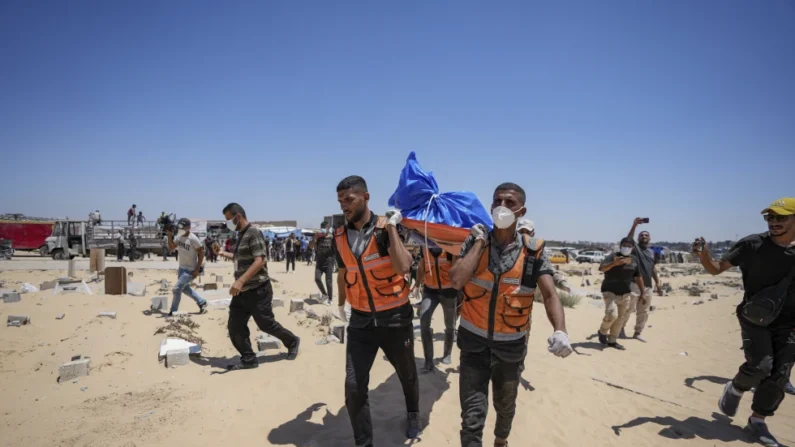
top-left (761, 197), bottom-right (795, 216)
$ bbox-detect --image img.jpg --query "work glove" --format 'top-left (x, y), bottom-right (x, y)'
top-left (337, 306), bottom-right (348, 323)
top-left (547, 331), bottom-right (573, 358)
top-left (385, 209), bottom-right (403, 227)
top-left (517, 218), bottom-right (535, 235)
top-left (470, 224), bottom-right (489, 244)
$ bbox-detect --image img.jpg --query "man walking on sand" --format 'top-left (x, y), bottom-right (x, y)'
top-left (622, 217), bottom-right (663, 341)
top-left (215, 203), bottom-right (300, 370)
top-left (332, 176), bottom-right (422, 444)
top-left (416, 242), bottom-right (458, 373)
top-left (449, 182), bottom-right (573, 447)
top-left (166, 218), bottom-right (208, 317)
top-left (695, 198), bottom-right (795, 447)
top-left (308, 221), bottom-right (335, 304)
top-left (597, 237), bottom-right (645, 351)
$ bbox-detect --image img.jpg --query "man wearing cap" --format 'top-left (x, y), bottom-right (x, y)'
top-left (167, 218), bottom-right (208, 316)
top-left (694, 198), bottom-right (795, 447)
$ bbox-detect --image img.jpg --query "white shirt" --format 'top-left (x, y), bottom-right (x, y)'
top-left (173, 232), bottom-right (203, 271)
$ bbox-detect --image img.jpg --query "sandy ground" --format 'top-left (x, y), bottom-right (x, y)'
top-left (0, 256), bottom-right (793, 447)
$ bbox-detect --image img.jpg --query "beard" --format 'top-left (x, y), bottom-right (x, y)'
top-left (350, 206), bottom-right (367, 224)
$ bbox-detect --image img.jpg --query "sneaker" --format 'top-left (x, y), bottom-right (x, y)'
top-left (619, 328), bottom-right (628, 339)
top-left (421, 360), bottom-right (434, 373)
top-left (607, 342), bottom-right (626, 350)
top-left (718, 382), bottom-right (743, 417)
top-left (744, 417), bottom-right (780, 447)
top-left (287, 337), bottom-right (300, 360)
top-left (226, 362), bottom-right (259, 371)
top-left (167, 311), bottom-right (174, 317)
top-left (598, 331), bottom-right (608, 345)
top-left (785, 382), bottom-right (795, 395)
top-left (406, 412), bottom-right (422, 439)
top-left (441, 354), bottom-right (452, 365)
top-left (198, 303), bottom-right (208, 314)
top-left (633, 333), bottom-right (646, 343)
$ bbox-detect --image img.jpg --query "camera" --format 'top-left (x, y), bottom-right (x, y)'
top-left (157, 213), bottom-right (177, 234)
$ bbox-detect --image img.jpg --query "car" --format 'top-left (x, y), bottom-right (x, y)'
top-left (548, 251), bottom-right (569, 264)
top-left (576, 250), bottom-right (606, 264)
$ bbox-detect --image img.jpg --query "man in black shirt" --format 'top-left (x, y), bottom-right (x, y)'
top-left (597, 238), bottom-right (644, 350)
top-left (285, 233), bottom-right (298, 273)
top-left (695, 197), bottom-right (795, 447)
top-left (309, 221), bottom-right (335, 305)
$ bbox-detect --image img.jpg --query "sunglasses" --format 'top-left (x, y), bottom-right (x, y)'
top-left (763, 214), bottom-right (790, 223)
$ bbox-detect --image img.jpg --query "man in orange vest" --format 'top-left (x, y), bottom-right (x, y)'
top-left (416, 242), bottom-right (459, 373)
top-left (332, 175), bottom-right (422, 445)
top-left (450, 182), bottom-right (573, 447)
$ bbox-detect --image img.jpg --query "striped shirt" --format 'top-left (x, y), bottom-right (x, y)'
top-left (234, 225), bottom-right (270, 291)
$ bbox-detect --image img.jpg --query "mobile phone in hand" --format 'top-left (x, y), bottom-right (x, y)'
top-left (641, 218), bottom-right (650, 224)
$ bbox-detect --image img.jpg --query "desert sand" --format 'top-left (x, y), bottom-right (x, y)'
top-left (0, 255), bottom-right (793, 447)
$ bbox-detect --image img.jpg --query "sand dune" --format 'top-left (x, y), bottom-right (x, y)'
top-left (0, 258), bottom-right (792, 446)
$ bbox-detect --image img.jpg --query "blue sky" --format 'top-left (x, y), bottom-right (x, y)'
top-left (1, 1), bottom-right (793, 242)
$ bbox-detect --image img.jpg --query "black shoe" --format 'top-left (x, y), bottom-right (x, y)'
top-left (226, 362), bottom-right (259, 371)
top-left (421, 360), bottom-right (434, 373)
top-left (607, 342), bottom-right (626, 350)
top-left (744, 417), bottom-right (780, 447)
top-left (598, 331), bottom-right (608, 345)
top-left (167, 311), bottom-right (174, 317)
top-left (287, 337), bottom-right (300, 360)
top-left (718, 382), bottom-right (743, 417)
top-left (406, 412), bottom-right (422, 439)
top-left (619, 328), bottom-right (628, 339)
top-left (198, 303), bottom-right (208, 314)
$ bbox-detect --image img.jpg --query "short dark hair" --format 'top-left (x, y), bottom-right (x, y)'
top-left (494, 182), bottom-right (526, 205)
top-left (223, 202), bottom-right (247, 218)
top-left (337, 175), bottom-right (368, 193)
top-left (620, 237), bottom-right (635, 246)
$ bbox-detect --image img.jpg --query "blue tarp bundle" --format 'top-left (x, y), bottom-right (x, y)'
top-left (388, 152), bottom-right (493, 230)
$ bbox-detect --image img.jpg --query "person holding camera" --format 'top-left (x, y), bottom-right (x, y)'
top-left (694, 198), bottom-right (795, 447)
top-left (166, 218), bottom-right (208, 316)
top-left (597, 237), bottom-right (644, 350)
top-left (622, 217), bottom-right (663, 342)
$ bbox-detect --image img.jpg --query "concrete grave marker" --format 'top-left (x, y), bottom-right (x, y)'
top-left (289, 299), bottom-right (304, 313)
top-left (257, 334), bottom-right (283, 351)
top-left (151, 296), bottom-right (168, 311)
top-left (59, 358), bottom-right (90, 382)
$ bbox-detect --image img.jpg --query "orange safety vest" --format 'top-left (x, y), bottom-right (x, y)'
top-left (459, 236), bottom-right (545, 342)
top-left (335, 217), bottom-right (410, 314)
top-left (423, 247), bottom-right (453, 290)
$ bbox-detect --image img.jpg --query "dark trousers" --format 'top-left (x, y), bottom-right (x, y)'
top-left (459, 349), bottom-right (522, 446)
top-left (346, 324), bottom-right (419, 447)
top-left (227, 282), bottom-right (298, 365)
top-left (285, 252), bottom-right (296, 271)
top-left (419, 289), bottom-right (457, 362)
top-left (314, 257), bottom-right (334, 300)
top-left (732, 317), bottom-right (795, 416)
top-left (117, 243), bottom-right (124, 261)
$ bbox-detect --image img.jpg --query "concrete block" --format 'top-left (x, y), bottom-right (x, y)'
top-left (7, 315), bottom-right (30, 325)
top-left (59, 358), bottom-right (90, 382)
top-left (309, 293), bottom-right (321, 301)
top-left (272, 298), bottom-right (284, 308)
top-left (151, 296), bottom-right (168, 311)
top-left (289, 299), bottom-right (304, 313)
top-left (215, 275), bottom-right (223, 283)
top-left (126, 282), bottom-right (147, 297)
top-left (2, 292), bottom-right (21, 303)
top-left (98, 312), bottom-right (117, 319)
top-left (257, 334), bottom-right (283, 351)
top-left (223, 283), bottom-right (231, 288)
top-left (40, 280), bottom-right (57, 291)
top-left (203, 283), bottom-right (217, 291)
top-left (166, 348), bottom-right (190, 367)
top-left (331, 324), bottom-right (345, 343)
top-left (56, 314), bottom-right (65, 320)
top-left (170, 311), bottom-right (189, 317)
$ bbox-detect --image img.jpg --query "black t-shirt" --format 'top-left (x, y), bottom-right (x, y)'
top-left (722, 232), bottom-right (795, 325)
top-left (600, 253), bottom-right (640, 295)
top-left (315, 232), bottom-right (335, 261)
top-left (332, 213), bottom-right (412, 328)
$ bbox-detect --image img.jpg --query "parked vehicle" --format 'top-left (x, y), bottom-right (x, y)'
top-left (576, 250), bottom-right (606, 264)
top-left (0, 215), bottom-right (55, 255)
top-left (548, 250), bottom-right (569, 264)
top-left (46, 220), bottom-right (166, 260)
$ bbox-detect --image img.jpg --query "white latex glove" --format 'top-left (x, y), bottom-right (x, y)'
top-left (470, 223), bottom-right (489, 244)
top-left (547, 331), bottom-right (573, 358)
top-left (385, 209), bottom-right (403, 227)
top-left (517, 218), bottom-right (535, 235)
top-left (337, 306), bottom-right (348, 323)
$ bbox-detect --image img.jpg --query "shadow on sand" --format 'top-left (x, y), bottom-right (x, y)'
top-left (612, 412), bottom-right (757, 444)
top-left (683, 375), bottom-right (731, 393)
top-left (267, 358), bottom-right (452, 447)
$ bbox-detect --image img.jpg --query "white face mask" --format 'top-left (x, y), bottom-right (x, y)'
top-left (492, 206), bottom-right (524, 230)
top-left (226, 216), bottom-right (238, 232)
top-left (619, 247), bottom-right (632, 256)
top-left (178, 229), bottom-right (188, 237)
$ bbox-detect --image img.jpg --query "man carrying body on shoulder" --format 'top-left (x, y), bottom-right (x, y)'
top-left (696, 198), bottom-right (795, 447)
top-left (333, 176), bottom-right (422, 444)
top-left (450, 183), bottom-right (573, 447)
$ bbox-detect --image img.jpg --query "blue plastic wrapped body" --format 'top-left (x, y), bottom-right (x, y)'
top-left (388, 152), bottom-right (492, 254)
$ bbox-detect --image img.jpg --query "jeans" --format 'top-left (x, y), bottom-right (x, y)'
top-left (346, 324), bottom-right (419, 447)
top-left (732, 316), bottom-right (795, 416)
top-left (419, 288), bottom-right (457, 363)
top-left (314, 257), bottom-right (335, 301)
top-left (286, 252), bottom-right (296, 271)
top-left (162, 247), bottom-right (168, 261)
top-left (459, 348), bottom-right (522, 446)
top-left (171, 267), bottom-right (206, 313)
top-left (228, 282), bottom-right (298, 365)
